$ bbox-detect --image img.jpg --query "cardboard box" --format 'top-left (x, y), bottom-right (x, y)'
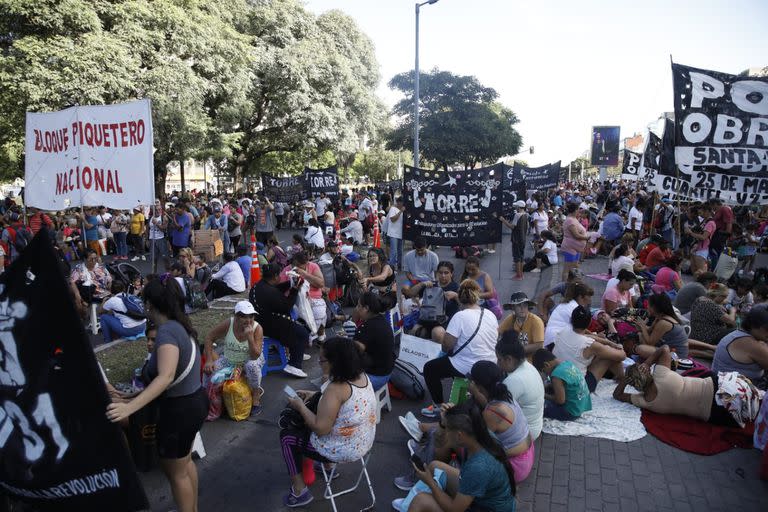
top-left (192, 229), bottom-right (220, 246)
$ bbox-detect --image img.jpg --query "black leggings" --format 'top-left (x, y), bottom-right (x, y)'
top-left (206, 279), bottom-right (239, 300)
top-left (423, 356), bottom-right (463, 404)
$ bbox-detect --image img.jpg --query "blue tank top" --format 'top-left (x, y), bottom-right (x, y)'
top-left (487, 399), bottom-right (530, 450)
top-left (712, 330), bottom-right (764, 380)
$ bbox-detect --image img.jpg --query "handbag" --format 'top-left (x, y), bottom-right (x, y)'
top-left (278, 392), bottom-right (321, 431)
top-left (449, 309), bottom-right (485, 357)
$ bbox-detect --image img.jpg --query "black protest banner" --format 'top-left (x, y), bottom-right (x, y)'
top-left (639, 132), bottom-right (662, 182)
top-left (262, 173), bottom-right (305, 204)
top-left (502, 164), bottom-right (526, 216)
top-left (376, 179), bottom-right (402, 192)
top-left (622, 150), bottom-right (643, 181)
top-left (659, 118), bottom-right (676, 174)
top-left (403, 164), bottom-right (502, 246)
top-left (650, 63), bottom-right (768, 205)
top-left (304, 166), bottom-right (340, 199)
top-left (0, 231), bottom-right (147, 511)
top-left (521, 161), bottom-right (561, 191)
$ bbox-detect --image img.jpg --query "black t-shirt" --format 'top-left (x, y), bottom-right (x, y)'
top-left (355, 314), bottom-right (395, 376)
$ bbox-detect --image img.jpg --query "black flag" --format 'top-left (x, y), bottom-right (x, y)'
top-left (0, 232), bottom-right (148, 510)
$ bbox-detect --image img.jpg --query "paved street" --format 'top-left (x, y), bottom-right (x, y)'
top-left (125, 232), bottom-right (768, 511)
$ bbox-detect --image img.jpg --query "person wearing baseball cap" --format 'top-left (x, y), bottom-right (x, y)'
top-left (499, 292), bottom-right (545, 357)
top-left (501, 200), bottom-right (530, 280)
top-left (202, 300), bottom-right (266, 415)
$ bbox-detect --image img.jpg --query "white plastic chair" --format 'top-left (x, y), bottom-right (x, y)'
top-left (321, 452), bottom-right (375, 512)
top-left (375, 384), bottom-right (392, 424)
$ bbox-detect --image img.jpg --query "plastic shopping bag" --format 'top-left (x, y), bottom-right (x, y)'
top-left (223, 370), bottom-right (253, 421)
top-left (296, 281), bottom-right (318, 335)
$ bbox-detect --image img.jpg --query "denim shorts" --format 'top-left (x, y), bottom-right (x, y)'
top-left (563, 251), bottom-right (580, 263)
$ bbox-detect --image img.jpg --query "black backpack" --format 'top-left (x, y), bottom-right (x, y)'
top-left (419, 286), bottom-right (446, 323)
top-left (333, 256), bottom-right (355, 286)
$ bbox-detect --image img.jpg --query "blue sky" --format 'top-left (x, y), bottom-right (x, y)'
top-left (303, 0), bottom-right (768, 166)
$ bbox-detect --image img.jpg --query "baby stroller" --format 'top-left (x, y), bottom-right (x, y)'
top-left (107, 261), bottom-right (143, 295)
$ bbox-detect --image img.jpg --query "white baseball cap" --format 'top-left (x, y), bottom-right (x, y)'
top-left (234, 301), bottom-right (256, 316)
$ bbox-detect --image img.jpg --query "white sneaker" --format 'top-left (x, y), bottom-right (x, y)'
top-left (130, 256), bottom-right (139, 261)
top-left (486, 249), bottom-right (496, 254)
top-left (303, 354), bottom-right (312, 361)
top-left (283, 365), bottom-right (308, 378)
top-left (392, 498), bottom-right (405, 511)
top-left (407, 439), bottom-right (418, 457)
top-left (531, 268), bottom-right (541, 273)
top-left (141, 256), bottom-right (146, 261)
top-left (398, 413), bottom-right (423, 442)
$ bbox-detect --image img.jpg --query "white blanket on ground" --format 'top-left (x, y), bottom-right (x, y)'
top-left (542, 380), bottom-right (646, 442)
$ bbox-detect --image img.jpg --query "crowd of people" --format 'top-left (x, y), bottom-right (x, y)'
top-left (6, 176), bottom-right (768, 512)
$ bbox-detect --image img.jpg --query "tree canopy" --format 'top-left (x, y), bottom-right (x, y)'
top-left (0, 0), bottom-right (385, 191)
top-left (386, 69), bottom-right (522, 170)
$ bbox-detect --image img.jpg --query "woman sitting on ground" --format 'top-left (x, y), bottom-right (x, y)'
top-left (689, 283), bottom-right (737, 346)
top-left (360, 247), bottom-right (397, 309)
top-left (461, 255), bottom-right (501, 318)
top-left (280, 337), bottom-right (376, 508)
top-left (610, 243), bottom-right (645, 276)
top-left (601, 269), bottom-right (637, 315)
top-left (468, 361), bottom-right (535, 483)
top-left (525, 230), bottom-right (558, 273)
top-left (404, 403), bottom-right (516, 512)
top-left (651, 255), bottom-right (683, 295)
top-left (631, 293), bottom-right (690, 358)
top-left (265, 235), bottom-right (289, 267)
top-left (203, 301), bottom-right (265, 415)
top-left (207, 252), bottom-right (246, 300)
top-left (177, 247), bottom-right (197, 278)
top-left (496, 330), bottom-right (545, 441)
top-left (422, 279), bottom-right (499, 418)
top-left (712, 307), bottom-right (768, 382)
top-left (614, 345), bottom-right (748, 427)
top-left (352, 292), bottom-right (396, 391)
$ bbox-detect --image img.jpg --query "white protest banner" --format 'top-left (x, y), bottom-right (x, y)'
top-left (24, 99), bottom-right (154, 210)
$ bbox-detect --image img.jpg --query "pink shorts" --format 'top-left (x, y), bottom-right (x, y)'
top-left (508, 442), bottom-right (535, 483)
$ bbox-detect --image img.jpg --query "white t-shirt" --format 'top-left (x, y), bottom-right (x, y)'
top-left (544, 300), bottom-right (578, 346)
top-left (305, 225), bottom-right (325, 249)
top-left (358, 198), bottom-right (373, 219)
top-left (542, 240), bottom-right (558, 264)
top-left (387, 206), bottom-right (403, 239)
top-left (532, 211), bottom-right (549, 233)
top-left (503, 361), bottom-right (545, 440)
top-left (611, 255), bottom-right (635, 275)
top-left (341, 220), bottom-right (364, 244)
top-left (212, 261), bottom-right (246, 293)
top-left (149, 214), bottom-right (165, 240)
top-left (315, 197), bottom-right (330, 216)
top-left (446, 308), bottom-right (499, 374)
top-left (626, 207), bottom-right (643, 231)
top-left (552, 327), bottom-right (594, 374)
top-left (103, 294), bottom-right (146, 329)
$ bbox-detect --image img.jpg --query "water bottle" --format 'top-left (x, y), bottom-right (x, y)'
top-left (449, 453), bottom-right (459, 469)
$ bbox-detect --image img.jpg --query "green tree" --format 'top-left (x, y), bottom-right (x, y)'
top-left (386, 69), bottom-right (522, 170)
top-left (351, 146), bottom-right (403, 182)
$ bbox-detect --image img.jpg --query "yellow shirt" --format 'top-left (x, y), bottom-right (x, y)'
top-left (499, 312), bottom-right (545, 347)
top-left (129, 213), bottom-right (145, 235)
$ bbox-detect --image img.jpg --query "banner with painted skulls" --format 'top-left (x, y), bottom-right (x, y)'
top-left (403, 164), bottom-right (503, 246)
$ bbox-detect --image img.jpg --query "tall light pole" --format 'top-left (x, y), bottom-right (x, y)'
top-left (414, 0), bottom-right (439, 170)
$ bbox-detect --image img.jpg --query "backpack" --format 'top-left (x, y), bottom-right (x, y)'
top-left (119, 293), bottom-right (146, 320)
top-left (453, 245), bottom-right (482, 259)
top-left (319, 261), bottom-right (337, 289)
top-left (10, 225), bottom-right (32, 253)
top-left (419, 286), bottom-right (445, 322)
top-left (272, 245), bottom-right (289, 268)
top-left (227, 214), bottom-right (240, 233)
top-left (390, 360), bottom-right (426, 400)
top-left (341, 279), bottom-right (363, 308)
top-left (183, 276), bottom-right (209, 310)
top-left (333, 255), bottom-right (355, 286)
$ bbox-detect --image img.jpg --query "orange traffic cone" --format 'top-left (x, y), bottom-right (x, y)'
top-left (334, 217), bottom-right (341, 244)
top-left (250, 240), bottom-right (261, 285)
top-left (373, 217), bottom-right (381, 249)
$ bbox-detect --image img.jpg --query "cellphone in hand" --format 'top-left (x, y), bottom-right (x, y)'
top-left (410, 454), bottom-right (425, 471)
top-left (284, 385), bottom-right (298, 399)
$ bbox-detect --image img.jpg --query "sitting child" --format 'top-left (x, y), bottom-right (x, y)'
top-left (532, 349), bottom-right (592, 421)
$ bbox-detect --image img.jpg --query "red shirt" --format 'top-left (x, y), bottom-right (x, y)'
top-left (28, 212), bottom-right (53, 235)
top-left (646, 246), bottom-right (671, 268)
top-left (713, 206), bottom-right (734, 233)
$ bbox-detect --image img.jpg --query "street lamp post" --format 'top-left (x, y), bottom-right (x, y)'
top-left (414, 0), bottom-right (439, 170)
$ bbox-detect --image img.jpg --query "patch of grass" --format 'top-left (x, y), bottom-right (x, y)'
top-left (95, 303), bottom-right (235, 385)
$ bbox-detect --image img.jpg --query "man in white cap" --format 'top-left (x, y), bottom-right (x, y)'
top-left (202, 300), bottom-right (266, 415)
top-left (501, 200), bottom-right (529, 280)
